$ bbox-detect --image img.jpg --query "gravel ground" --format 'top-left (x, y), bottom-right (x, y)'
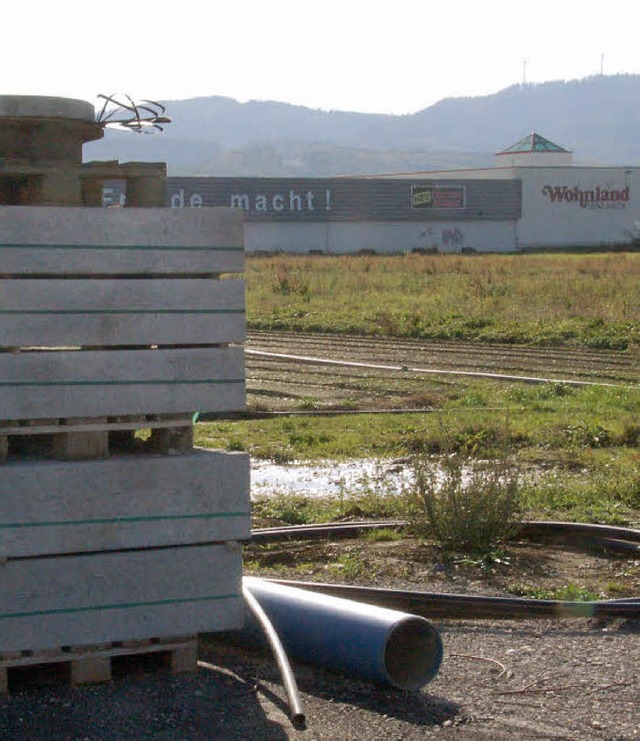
top-left (0, 616), bottom-right (636, 740)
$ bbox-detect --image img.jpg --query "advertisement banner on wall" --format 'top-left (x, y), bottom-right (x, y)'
top-left (161, 177), bottom-right (518, 221)
top-left (411, 185), bottom-right (466, 210)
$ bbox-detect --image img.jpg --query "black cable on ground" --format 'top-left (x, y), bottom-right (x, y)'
top-left (266, 580), bottom-right (639, 620)
top-left (252, 519), bottom-right (640, 546)
top-left (250, 520), bottom-right (640, 620)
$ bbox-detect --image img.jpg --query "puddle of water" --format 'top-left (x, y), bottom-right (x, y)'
top-left (250, 458), bottom-right (413, 498)
top-left (250, 457), bottom-right (525, 499)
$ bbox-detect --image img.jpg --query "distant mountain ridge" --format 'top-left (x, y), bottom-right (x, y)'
top-left (84, 75), bottom-right (640, 176)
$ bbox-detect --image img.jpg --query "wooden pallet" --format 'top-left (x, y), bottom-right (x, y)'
top-left (1, 413), bottom-right (195, 463)
top-left (0, 636), bottom-right (198, 692)
top-left (0, 205), bottom-right (249, 671)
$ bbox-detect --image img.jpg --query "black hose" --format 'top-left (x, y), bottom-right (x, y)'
top-left (519, 520), bottom-right (640, 543)
top-left (250, 520), bottom-right (640, 620)
top-left (267, 580), bottom-right (639, 620)
top-left (252, 519), bottom-right (640, 543)
top-left (252, 520), bottom-right (407, 541)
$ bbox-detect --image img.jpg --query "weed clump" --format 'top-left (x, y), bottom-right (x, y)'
top-left (410, 454), bottom-right (521, 555)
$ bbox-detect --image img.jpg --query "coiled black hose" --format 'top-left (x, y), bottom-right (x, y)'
top-left (250, 520), bottom-right (640, 620)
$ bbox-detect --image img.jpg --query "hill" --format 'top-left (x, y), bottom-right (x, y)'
top-left (83, 75), bottom-right (640, 176)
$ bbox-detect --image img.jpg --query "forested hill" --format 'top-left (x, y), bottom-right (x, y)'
top-left (84, 74), bottom-right (640, 176)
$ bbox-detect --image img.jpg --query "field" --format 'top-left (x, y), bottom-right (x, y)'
top-left (246, 252), bottom-right (640, 349)
top-left (195, 251), bottom-right (640, 618)
top-left (197, 252), bottom-right (640, 527)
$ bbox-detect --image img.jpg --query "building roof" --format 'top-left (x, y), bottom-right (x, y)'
top-left (498, 132), bottom-right (571, 155)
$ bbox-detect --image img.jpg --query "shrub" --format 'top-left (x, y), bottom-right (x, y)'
top-left (409, 454), bottom-right (521, 554)
top-left (559, 420), bottom-right (611, 448)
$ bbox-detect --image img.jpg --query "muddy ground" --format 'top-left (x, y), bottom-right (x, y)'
top-left (245, 531), bottom-right (640, 604)
top-left (228, 521), bottom-right (639, 739)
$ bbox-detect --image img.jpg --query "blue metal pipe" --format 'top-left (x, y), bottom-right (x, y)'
top-left (243, 577), bottom-right (443, 691)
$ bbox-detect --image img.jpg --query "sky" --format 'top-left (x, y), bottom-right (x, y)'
top-left (8, 0), bottom-right (640, 115)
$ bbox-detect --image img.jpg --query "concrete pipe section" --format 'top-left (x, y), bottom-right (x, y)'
top-left (243, 577), bottom-right (443, 691)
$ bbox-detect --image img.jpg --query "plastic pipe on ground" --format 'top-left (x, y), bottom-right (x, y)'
top-left (243, 576), bottom-right (443, 691)
top-left (242, 581), bottom-right (305, 726)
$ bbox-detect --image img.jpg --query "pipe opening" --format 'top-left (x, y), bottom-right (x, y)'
top-left (384, 617), bottom-right (443, 691)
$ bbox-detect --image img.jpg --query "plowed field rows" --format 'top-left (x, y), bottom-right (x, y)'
top-left (246, 330), bottom-right (639, 411)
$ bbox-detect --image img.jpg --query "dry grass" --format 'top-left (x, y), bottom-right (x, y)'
top-left (246, 252), bottom-right (640, 348)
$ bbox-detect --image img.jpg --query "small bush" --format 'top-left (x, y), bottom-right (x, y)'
top-left (559, 420), bottom-right (611, 448)
top-left (409, 454), bottom-right (521, 554)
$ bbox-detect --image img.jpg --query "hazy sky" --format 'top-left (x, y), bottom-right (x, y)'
top-left (9, 0), bottom-right (640, 114)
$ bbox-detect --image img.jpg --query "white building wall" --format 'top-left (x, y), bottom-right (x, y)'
top-left (516, 167), bottom-right (640, 248)
top-left (245, 220), bottom-right (517, 254)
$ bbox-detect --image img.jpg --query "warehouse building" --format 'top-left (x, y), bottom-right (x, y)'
top-left (112, 133), bottom-right (640, 253)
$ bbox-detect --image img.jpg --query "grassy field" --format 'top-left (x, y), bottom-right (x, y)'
top-left (197, 380), bottom-right (640, 524)
top-left (246, 252), bottom-right (640, 349)
top-left (196, 252), bottom-right (640, 526)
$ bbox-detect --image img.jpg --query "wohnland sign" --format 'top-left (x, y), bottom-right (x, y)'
top-left (541, 184), bottom-right (630, 209)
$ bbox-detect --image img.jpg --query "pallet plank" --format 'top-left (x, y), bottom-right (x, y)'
top-left (0, 347), bottom-right (245, 419)
top-left (1, 415), bottom-right (192, 437)
top-left (0, 279), bottom-right (245, 347)
top-left (0, 206), bottom-right (244, 275)
top-left (0, 636), bottom-right (198, 691)
top-left (0, 450), bottom-right (250, 557)
top-left (0, 545), bottom-right (244, 652)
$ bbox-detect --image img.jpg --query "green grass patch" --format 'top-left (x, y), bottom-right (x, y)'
top-left (507, 583), bottom-right (602, 602)
top-left (519, 457), bottom-right (640, 523)
top-left (364, 528), bottom-right (403, 543)
top-left (252, 489), bottom-right (410, 526)
top-left (196, 380), bottom-right (640, 462)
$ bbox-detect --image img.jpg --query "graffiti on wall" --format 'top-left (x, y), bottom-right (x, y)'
top-left (419, 227), bottom-right (465, 249)
top-left (442, 228), bottom-right (464, 247)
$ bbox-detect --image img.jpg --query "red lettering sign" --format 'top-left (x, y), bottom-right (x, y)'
top-left (541, 185), bottom-right (630, 209)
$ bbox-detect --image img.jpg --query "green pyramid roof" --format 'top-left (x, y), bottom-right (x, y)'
top-left (499, 133), bottom-right (570, 154)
